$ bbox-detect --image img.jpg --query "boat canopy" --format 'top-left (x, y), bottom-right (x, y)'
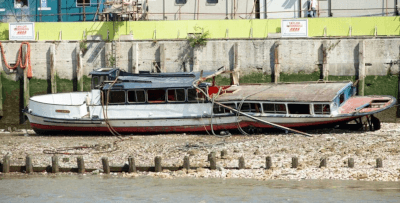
top-left (216, 82), bottom-right (353, 102)
top-left (98, 68), bottom-right (223, 90)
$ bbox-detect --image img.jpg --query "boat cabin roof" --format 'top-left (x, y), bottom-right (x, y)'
top-left (98, 68), bottom-right (218, 90)
top-left (216, 82), bottom-right (353, 102)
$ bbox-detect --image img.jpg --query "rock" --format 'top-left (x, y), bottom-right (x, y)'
top-left (188, 150), bottom-right (198, 156)
top-left (355, 150), bottom-right (362, 156)
top-left (233, 148), bottom-right (240, 153)
top-left (62, 158), bottom-right (69, 162)
top-left (254, 149), bottom-right (261, 155)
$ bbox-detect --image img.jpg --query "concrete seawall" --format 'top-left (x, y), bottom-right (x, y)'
top-left (0, 37), bottom-right (399, 127)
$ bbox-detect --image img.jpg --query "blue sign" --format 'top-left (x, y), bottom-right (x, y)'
top-left (41, 0), bottom-right (47, 8)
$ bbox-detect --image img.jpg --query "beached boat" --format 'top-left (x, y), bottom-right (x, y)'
top-left (24, 67), bottom-right (396, 134)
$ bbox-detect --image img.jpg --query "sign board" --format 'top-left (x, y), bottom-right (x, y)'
top-left (281, 19), bottom-right (308, 38)
top-left (9, 22), bottom-right (35, 41)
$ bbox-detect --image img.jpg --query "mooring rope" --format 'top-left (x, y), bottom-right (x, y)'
top-left (0, 42), bottom-right (33, 78)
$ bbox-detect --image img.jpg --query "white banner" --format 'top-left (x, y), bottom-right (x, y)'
top-left (9, 22), bottom-right (35, 41)
top-left (281, 19), bottom-right (308, 38)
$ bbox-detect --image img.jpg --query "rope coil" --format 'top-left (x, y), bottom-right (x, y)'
top-left (0, 42), bottom-right (33, 78)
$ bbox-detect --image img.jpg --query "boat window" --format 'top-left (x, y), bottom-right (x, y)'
top-left (92, 76), bottom-right (99, 89)
top-left (314, 104), bottom-right (330, 115)
top-left (128, 90), bottom-right (146, 103)
top-left (339, 93), bottom-right (345, 106)
top-left (147, 89), bottom-right (166, 103)
top-left (263, 103), bottom-right (286, 114)
top-left (288, 104), bottom-right (310, 114)
top-left (108, 90), bottom-right (125, 104)
top-left (167, 89), bottom-right (186, 102)
top-left (239, 103), bottom-right (261, 113)
top-left (188, 88), bottom-right (207, 102)
top-left (213, 103), bottom-right (236, 114)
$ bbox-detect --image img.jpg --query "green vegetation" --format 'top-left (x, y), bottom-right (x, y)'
top-left (188, 26), bottom-right (210, 48)
top-left (29, 78), bottom-right (48, 97)
top-left (327, 75), bottom-right (356, 82)
top-left (240, 72), bottom-right (272, 84)
top-left (364, 75), bottom-right (398, 98)
top-left (280, 71), bottom-right (320, 82)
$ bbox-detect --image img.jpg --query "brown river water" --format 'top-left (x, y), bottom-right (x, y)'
top-left (1, 175), bottom-right (400, 202)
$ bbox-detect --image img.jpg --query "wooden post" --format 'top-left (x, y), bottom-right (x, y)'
top-left (319, 157), bottom-right (327, 168)
top-left (102, 157), bottom-right (110, 174)
top-left (208, 151), bottom-right (216, 161)
top-left (231, 42), bottom-right (240, 85)
top-left (397, 45), bottom-right (400, 118)
top-left (183, 156), bottom-right (190, 170)
top-left (274, 42), bottom-right (280, 84)
top-left (210, 156), bottom-right (217, 170)
top-left (376, 158), bottom-right (383, 168)
top-left (160, 43), bottom-right (166, 72)
top-left (221, 149), bottom-right (228, 159)
top-left (76, 43), bottom-right (83, 92)
top-left (3, 155), bottom-right (10, 173)
top-left (322, 41), bottom-right (329, 81)
top-left (105, 43), bottom-right (112, 67)
top-left (291, 157), bottom-right (298, 168)
top-left (50, 44), bottom-right (57, 93)
top-left (77, 156), bottom-right (85, 174)
top-left (26, 155), bottom-right (33, 173)
top-left (128, 156), bottom-right (136, 173)
top-left (0, 72), bottom-right (3, 117)
top-left (22, 44), bottom-right (29, 109)
top-left (132, 43), bottom-right (139, 73)
top-left (52, 155), bottom-right (59, 173)
top-left (155, 156), bottom-right (162, 172)
top-left (348, 158), bottom-right (354, 168)
top-left (358, 40), bottom-right (366, 96)
top-left (238, 156), bottom-right (245, 169)
top-left (266, 156), bottom-right (272, 169)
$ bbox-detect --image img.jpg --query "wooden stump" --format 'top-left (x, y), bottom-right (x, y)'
top-left (2, 155), bottom-right (10, 173)
top-left (266, 156), bottom-right (272, 169)
top-left (128, 156), bottom-right (136, 173)
top-left (319, 157), bottom-right (327, 168)
top-left (183, 156), bottom-right (190, 171)
top-left (210, 156), bottom-right (217, 170)
top-left (52, 155), bottom-right (59, 173)
top-left (238, 156), bottom-right (245, 169)
top-left (102, 157), bottom-right (110, 174)
top-left (155, 156), bottom-right (162, 172)
top-left (291, 157), bottom-right (298, 169)
top-left (348, 158), bottom-right (355, 168)
top-left (376, 158), bottom-right (383, 168)
top-left (26, 155), bottom-right (33, 173)
top-left (77, 156), bottom-right (85, 174)
top-left (221, 149), bottom-right (228, 159)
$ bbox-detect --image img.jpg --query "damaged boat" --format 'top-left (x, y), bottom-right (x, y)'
top-left (24, 67), bottom-right (396, 134)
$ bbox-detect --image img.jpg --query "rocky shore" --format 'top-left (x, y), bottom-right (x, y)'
top-left (1, 123), bottom-right (400, 181)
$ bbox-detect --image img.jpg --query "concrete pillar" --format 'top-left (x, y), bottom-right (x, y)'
top-left (230, 42), bottom-right (240, 85)
top-left (50, 44), bottom-right (57, 93)
top-left (193, 47), bottom-right (200, 72)
top-left (322, 41), bottom-right (329, 81)
top-left (358, 40), bottom-right (366, 96)
top-left (105, 43), bottom-right (112, 67)
top-left (132, 42), bottom-right (139, 73)
top-left (160, 43), bottom-right (166, 72)
top-left (76, 43), bottom-right (83, 92)
top-left (274, 42), bottom-right (280, 84)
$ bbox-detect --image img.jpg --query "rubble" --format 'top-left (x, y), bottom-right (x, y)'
top-left (1, 123), bottom-right (400, 181)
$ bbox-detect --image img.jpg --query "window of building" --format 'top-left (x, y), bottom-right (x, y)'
top-left (207, 0), bottom-right (218, 4)
top-left (167, 89), bottom-right (186, 102)
top-left (147, 89), bottom-right (166, 103)
top-left (77, 0), bottom-right (91, 7)
top-left (314, 104), bottom-right (330, 115)
top-left (213, 103), bottom-right (236, 114)
top-left (176, 0), bottom-right (187, 4)
top-left (263, 103), bottom-right (286, 114)
top-left (14, 0), bottom-right (28, 8)
top-left (108, 90), bottom-right (125, 104)
top-left (128, 90), bottom-right (146, 103)
top-left (288, 104), bottom-right (310, 114)
top-left (188, 88), bottom-right (207, 102)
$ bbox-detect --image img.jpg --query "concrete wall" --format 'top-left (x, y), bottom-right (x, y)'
top-left (1, 38), bottom-right (399, 80)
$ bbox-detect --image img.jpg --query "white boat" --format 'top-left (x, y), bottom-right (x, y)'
top-left (24, 67), bottom-right (396, 134)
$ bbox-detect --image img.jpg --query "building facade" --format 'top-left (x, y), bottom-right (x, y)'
top-left (0, 0), bottom-right (103, 22)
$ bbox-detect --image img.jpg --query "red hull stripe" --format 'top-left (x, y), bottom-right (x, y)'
top-left (31, 117), bottom-right (357, 133)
